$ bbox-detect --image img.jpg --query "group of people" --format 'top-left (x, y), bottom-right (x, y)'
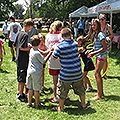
top-left (0, 13), bottom-right (114, 111)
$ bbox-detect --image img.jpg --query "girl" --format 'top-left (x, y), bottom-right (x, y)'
top-left (38, 33), bottom-right (48, 90)
top-left (0, 38), bottom-right (6, 71)
top-left (99, 14), bottom-right (114, 79)
top-left (86, 19), bottom-right (108, 100)
top-left (77, 36), bottom-right (95, 92)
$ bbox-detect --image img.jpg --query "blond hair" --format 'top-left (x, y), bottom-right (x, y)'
top-left (49, 21), bottom-right (62, 33)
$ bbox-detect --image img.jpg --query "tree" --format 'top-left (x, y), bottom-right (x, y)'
top-left (13, 4), bottom-right (24, 19)
top-left (0, 0), bottom-right (18, 21)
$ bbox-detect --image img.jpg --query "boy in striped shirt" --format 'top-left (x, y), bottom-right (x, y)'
top-left (51, 28), bottom-right (87, 112)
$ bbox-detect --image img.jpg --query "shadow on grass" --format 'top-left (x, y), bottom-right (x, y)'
top-left (41, 87), bottom-right (53, 95)
top-left (0, 70), bottom-right (10, 73)
top-left (107, 76), bottom-right (120, 80)
top-left (36, 100), bottom-right (96, 115)
top-left (104, 95), bottom-right (120, 101)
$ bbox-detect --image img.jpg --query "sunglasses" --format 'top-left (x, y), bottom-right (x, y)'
top-left (99, 18), bottom-right (105, 21)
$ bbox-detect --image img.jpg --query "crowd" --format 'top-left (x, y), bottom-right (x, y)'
top-left (0, 14), bottom-right (114, 111)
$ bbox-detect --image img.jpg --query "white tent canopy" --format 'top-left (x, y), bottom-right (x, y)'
top-left (69, 6), bottom-right (88, 18)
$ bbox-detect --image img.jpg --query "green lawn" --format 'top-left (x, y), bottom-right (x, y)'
top-left (0, 33), bottom-right (120, 120)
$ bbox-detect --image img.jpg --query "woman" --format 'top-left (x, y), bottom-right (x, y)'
top-left (86, 19), bottom-right (108, 100)
top-left (99, 14), bottom-right (114, 79)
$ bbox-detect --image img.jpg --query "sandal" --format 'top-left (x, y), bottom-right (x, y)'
top-left (51, 107), bottom-right (63, 112)
top-left (81, 104), bottom-right (88, 110)
top-left (86, 87), bottom-right (93, 92)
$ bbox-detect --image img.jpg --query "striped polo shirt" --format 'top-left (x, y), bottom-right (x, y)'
top-left (52, 39), bottom-right (83, 82)
top-left (94, 32), bottom-right (108, 57)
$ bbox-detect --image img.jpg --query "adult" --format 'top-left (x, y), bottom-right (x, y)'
top-left (84, 17), bottom-right (90, 36)
top-left (7, 16), bottom-right (22, 62)
top-left (99, 14), bottom-right (114, 79)
top-left (73, 19), bottom-right (78, 39)
top-left (2, 20), bottom-right (8, 43)
top-left (86, 19), bottom-right (108, 100)
top-left (77, 16), bottom-right (85, 37)
top-left (45, 21), bottom-right (63, 103)
top-left (27, 18), bottom-right (38, 43)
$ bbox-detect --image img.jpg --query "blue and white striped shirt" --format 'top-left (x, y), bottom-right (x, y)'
top-left (94, 32), bottom-right (108, 57)
top-left (52, 39), bottom-right (83, 82)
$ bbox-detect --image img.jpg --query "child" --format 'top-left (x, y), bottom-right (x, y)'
top-left (51, 28), bottom-right (87, 112)
top-left (26, 35), bottom-right (53, 108)
top-left (86, 19), bottom-right (108, 100)
top-left (38, 33), bottom-right (48, 90)
top-left (0, 38), bottom-right (6, 71)
top-left (45, 21), bottom-right (63, 103)
top-left (77, 36), bottom-right (95, 92)
top-left (13, 18), bottom-right (33, 102)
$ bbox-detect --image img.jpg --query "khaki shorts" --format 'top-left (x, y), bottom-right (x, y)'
top-left (26, 74), bottom-right (42, 91)
top-left (57, 78), bottom-right (85, 99)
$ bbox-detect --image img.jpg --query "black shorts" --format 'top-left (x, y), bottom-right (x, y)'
top-left (8, 40), bottom-right (14, 47)
top-left (17, 67), bottom-right (27, 83)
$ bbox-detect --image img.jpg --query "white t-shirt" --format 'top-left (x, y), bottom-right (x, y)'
top-left (7, 22), bottom-right (22, 42)
top-left (2, 24), bottom-right (8, 34)
top-left (45, 32), bottom-right (62, 69)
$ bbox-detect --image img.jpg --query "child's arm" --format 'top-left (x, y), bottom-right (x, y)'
top-left (43, 51), bottom-right (53, 64)
top-left (20, 47), bottom-right (32, 51)
top-left (87, 38), bottom-right (107, 58)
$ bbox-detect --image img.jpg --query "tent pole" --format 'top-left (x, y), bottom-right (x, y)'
top-left (110, 11), bottom-right (112, 26)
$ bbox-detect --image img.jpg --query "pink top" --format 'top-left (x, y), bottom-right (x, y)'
top-left (0, 39), bottom-right (4, 54)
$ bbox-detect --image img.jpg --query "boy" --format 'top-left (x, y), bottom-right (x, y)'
top-left (7, 16), bottom-right (22, 61)
top-left (13, 19), bottom-right (33, 102)
top-left (51, 28), bottom-right (87, 111)
top-left (26, 35), bottom-right (53, 108)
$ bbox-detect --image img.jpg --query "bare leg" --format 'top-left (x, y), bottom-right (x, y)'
top-left (53, 75), bottom-right (58, 97)
top-left (42, 68), bottom-right (45, 87)
top-left (79, 95), bottom-right (86, 108)
top-left (90, 59), bottom-right (105, 100)
top-left (18, 83), bottom-right (25, 95)
top-left (103, 59), bottom-right (108, 78)
top-left (0, 57), bottom-right (3, 69)
top-left (83, 71), bottom-right (92, 88)
top-left (28, 89), bottom-right (33, 105)
top-left (10, 47), bottom-right (15, 58)
top-left (34, 90), bottom-right (40, 105)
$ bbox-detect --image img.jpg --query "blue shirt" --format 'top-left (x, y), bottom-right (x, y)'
top-left (77, 20), bottom-right (84, 29)
top-left (52, 39), bottom-right (83, 82)
top-left (94, 32), bottom-right (108, 57)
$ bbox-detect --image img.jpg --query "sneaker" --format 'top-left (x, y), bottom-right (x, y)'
top-left (17, 94), bottom-right (27, 102)
top-left (49, 97), bottom-right (59, 103)
top-left (11, 57), bottom-right (16, 62)
top-left (66, 94), bottom-right (70, 101)
top-left (86, 87), bottom-right (93, 92)
top-left (27, 103), bottom-right (33, 108)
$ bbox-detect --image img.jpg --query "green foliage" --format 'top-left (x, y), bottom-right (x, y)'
top-left (0, 36), bottom-right (120, 119)
top-left (0, 0), bottom-right (18, 20)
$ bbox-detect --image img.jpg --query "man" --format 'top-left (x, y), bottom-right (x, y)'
top-left (7, 16), bottom-right (22, 61)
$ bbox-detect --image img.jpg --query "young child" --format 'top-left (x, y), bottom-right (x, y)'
top-left (86, 19), bottom-right (108, 100)
top-left (26, 35), bottom-right (53, 108)
top-left (13, 18), bottom-right (33, 102)
top-left (38, 33), bottom-right (48, 90)
top-left (77, 36), bottom-right (95, 92)
top-left (51, 28), bottom-right (87, 112)
top-left (0, 38), bottom-right (6, 72)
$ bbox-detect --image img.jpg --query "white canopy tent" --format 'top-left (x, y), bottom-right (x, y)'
top-left (69, 6), bottom-right (88, 18)
top-left (98, 0), bottom-right (120, 26)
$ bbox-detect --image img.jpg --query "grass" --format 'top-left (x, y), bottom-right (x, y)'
top-left (0, 32), bottom-right (120, 120)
